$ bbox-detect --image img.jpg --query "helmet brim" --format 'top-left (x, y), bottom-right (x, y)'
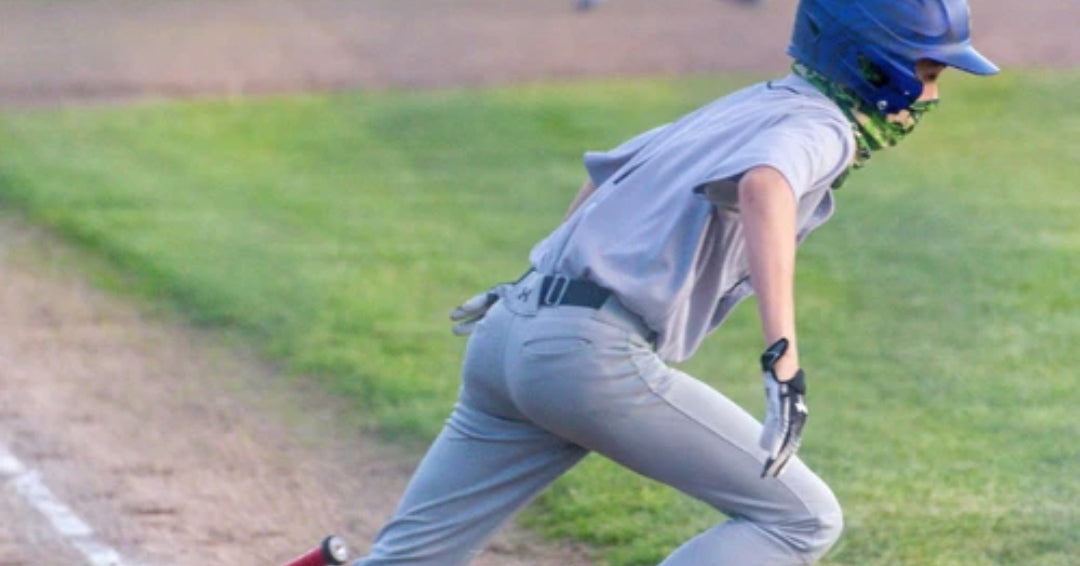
top-left (934, 44), bottom-right (1000, 76)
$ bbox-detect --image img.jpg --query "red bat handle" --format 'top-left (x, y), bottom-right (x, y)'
top-left (280, 535), bottom-right (350, 566)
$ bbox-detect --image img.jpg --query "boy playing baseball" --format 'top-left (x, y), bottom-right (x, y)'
top-left (354, 1), bottom-right (998, 564)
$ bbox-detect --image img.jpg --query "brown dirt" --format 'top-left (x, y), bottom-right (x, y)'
top-left (0, 1), bottom-right (1075, 565)
top-left (0, 219), bottom-right (592, 566)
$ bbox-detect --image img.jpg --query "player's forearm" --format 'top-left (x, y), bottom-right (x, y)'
top-left (739, 166), bottom-right (800, 380)
top-left (564, 179), bottom-right (597, 220)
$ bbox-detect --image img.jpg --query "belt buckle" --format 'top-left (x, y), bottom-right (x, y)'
top-left (541, 275), bottom-right (570, 307)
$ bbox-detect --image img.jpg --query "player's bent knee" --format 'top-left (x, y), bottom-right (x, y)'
top-left (798, 494), bottom-right (844, 562)
top-left (762, 487), bottom-right (843, 563)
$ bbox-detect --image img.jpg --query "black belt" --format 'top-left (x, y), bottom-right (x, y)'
top-left (538, 275), bottom-right (611, 309)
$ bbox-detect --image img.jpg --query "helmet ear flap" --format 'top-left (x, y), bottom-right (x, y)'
top-left (791, 8), bottom-right (924, 115)
top-left (856, 46), bottom-right (925, 114)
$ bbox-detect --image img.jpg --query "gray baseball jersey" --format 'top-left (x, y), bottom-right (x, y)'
top-left (529, 73), bottom-right (855, 362)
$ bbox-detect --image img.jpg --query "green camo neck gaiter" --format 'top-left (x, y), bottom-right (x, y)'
top-left (791, 62), bottom-right (938, 188)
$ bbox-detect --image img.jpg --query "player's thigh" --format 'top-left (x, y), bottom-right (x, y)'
top-left (373, 403), bottom-right (587, 566)
top-left (508, 322), bottom-right (832, 522)
top-left (600, 366), bottom-right (835, 522)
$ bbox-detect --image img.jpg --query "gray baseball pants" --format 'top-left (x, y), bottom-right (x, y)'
top-left (355, 273), bottom-right (842, 565)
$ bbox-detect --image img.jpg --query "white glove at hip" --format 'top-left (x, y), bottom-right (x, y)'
top-left (448, 285), bottom-right (506, 336)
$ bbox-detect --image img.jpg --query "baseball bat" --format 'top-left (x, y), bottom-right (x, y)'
top-left (279, 535), bottom-right (350, 566)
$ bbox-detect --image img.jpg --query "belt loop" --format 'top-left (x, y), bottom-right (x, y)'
top-left (541, 275), bottom-right (569, 306)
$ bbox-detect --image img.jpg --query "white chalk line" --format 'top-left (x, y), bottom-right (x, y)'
top-left (0, 441), bottom-right (127, 566)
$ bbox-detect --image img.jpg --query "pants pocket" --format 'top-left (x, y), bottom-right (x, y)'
top-left (521, 336), bottom-right (593, 357)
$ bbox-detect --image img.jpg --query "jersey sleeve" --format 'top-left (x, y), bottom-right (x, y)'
top-left (583, 123), bottom-right (672, 188)
top-left (698, 113), bottom-right (853, 203)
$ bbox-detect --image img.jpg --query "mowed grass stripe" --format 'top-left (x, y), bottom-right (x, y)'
top-left (0, 71), bottom-right (1076, 565)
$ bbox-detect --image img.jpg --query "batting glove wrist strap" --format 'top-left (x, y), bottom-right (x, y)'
top-left (758, 338), bottom-right (808, 478)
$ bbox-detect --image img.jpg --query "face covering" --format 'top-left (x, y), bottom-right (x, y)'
top-left (792, 62), bottom-right (938, 188)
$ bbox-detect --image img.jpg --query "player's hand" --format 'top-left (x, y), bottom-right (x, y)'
top-left (449, 286), bottom-right (504, 336)
top-left (758, 338), bottom-right (808, 478)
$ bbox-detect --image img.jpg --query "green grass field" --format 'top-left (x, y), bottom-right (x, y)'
top-left (1, 70), bottom-right (1077, 565)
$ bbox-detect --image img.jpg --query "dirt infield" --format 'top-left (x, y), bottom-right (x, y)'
top-left (0, 1), bottom-right (1076, 565)
top-left (0, 219), bottom-right (594, 566)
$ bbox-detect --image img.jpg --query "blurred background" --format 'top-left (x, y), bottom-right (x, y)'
top-left (1, 0), bottom-right (1076, 107)
top-left (0, 1), bottom-right (1076, 566)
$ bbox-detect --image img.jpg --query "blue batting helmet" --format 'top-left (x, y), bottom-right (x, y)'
top-left (787, 0), bottom-right (999, 114)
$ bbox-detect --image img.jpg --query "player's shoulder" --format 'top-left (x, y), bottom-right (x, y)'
top-left (755, 74), bottom-right (855, 155)
top-left (650, 75), bottom-right (855, 168)
top-left (734, 75), bottom-right (857, 186)
top-left (703, 75), bottom-right (850, 131)
top-left (763, 75), bottom-right (849, 124)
